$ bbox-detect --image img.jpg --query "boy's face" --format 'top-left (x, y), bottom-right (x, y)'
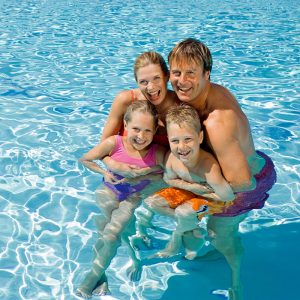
top-left (167, 122), bottom-right (202, 164)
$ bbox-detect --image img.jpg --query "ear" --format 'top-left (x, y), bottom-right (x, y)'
top-left (205, 71), bottom-right (210, 80)
top-left (124, 120), bottom-right (128, 130)
top-left (199, 130), bottom-right (204, 144)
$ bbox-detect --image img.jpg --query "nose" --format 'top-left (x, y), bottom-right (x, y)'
top-left (137, 131), bottom-right (145, 139)
top-left (147, 81), bottom-right (155, 90)
top-left (178, 140), bottom-right (186, 149)
top-left (177, 72), bottom-right (187, 84)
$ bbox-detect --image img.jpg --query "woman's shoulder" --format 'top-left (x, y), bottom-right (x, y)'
top-left (114, 89), bottom-right (146, 104)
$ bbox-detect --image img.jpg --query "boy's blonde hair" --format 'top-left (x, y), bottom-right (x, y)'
top-left (166, 104), bottom-right (201, 133)
top-left (124, 100), bottom-right (159, 128)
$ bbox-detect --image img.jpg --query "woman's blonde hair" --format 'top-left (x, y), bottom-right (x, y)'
top-left (134, 51), bottom-right (169, 81)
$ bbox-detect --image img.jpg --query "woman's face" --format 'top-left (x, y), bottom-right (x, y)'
top-left (136, 64), bottom-right (169, 106)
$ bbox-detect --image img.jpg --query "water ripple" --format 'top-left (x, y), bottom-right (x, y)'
top-left (0, 0), bottom-right (299, 299)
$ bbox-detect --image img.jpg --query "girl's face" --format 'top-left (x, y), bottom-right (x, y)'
top-left (124, 111), bottom-right (156, 151)
top-left (136, 64), bottom-right (169, 106)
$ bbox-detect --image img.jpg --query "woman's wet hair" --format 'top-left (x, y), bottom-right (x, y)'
top-left (124, 100), bottom-right (159, 128)
top-left (168, 38), bottom-right (212, 73)
top-left (166, 103), bottom-right (201, 133)
top-left (134, 51), bottom-right (169, 81)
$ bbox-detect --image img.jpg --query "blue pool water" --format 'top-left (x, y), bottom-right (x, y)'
top-left (0, 0), bottom-right (299, 299)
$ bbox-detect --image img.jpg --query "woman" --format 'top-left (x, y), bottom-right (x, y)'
top-left (85, 52), bottom-right (179, 297)
top-left (101, 51), bottom-right (179, 179)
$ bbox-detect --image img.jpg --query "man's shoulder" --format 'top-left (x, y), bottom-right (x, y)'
top-left (205, 109), bottom-right (236, 130)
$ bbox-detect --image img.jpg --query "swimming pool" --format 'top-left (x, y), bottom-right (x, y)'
top-left (0, 0), bottom-right (299, 299)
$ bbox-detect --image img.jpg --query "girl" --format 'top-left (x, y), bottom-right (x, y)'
top-left (76, 100), bottom-right (166, 298)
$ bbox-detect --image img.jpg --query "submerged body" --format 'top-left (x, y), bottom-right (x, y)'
top-left (76, 102), bottom-right (165, 298)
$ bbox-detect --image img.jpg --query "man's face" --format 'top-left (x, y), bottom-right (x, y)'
top-left (170, 60), bottom-right (210, 104)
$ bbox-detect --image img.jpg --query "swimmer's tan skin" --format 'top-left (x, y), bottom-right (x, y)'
top-left (145, 106), bottom-right (234, 260)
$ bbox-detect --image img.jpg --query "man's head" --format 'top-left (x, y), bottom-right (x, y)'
top-left (168, 38), bottom-right (212, 73)
top-left (166, 104), bottom-right (203, 164)
top-left (168, 38), bottom-right (212, 104)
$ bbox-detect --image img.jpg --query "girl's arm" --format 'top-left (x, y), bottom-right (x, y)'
top-left (101, 91), bottom-right (146, 177)
top-left (80, 137), bottom-right (121, 183)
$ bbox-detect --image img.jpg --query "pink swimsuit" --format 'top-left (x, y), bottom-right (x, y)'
top-left (104, 135), bottom-right (160, 200)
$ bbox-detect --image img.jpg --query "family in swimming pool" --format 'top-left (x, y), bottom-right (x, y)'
top-left (76, 38), bottom-right (276, 300)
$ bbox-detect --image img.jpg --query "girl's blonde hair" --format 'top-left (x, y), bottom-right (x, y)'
top-left (124, 100), bottom-right (159, 128)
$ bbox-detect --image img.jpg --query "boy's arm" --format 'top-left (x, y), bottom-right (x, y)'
top-left (200, 159), bottom-right (235, 201)
top-left (163, 155), bottom-right (213, 194)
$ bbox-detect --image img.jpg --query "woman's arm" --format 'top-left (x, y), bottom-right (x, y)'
top-left (100, 90), bottom-right (132, 142)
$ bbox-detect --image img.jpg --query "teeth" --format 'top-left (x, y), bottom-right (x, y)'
top-left (179, 151), bottom-right (190, 156)
top-left (149, 91), bottom-right (158, 95)
top-left (179, 87), bottom-right (190, 92)
top-left (135, 139), bottom-right (145, 145)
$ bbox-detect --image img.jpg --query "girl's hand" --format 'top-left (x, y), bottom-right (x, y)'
top-left (102, 156), bottom-right (142, 178)
top-left (132, 165), bottom-right (162, 176)
top-left (103, 172), bottom-right (126, 184)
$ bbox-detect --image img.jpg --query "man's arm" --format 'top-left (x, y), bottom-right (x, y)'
top-left (206, 113), bottom-right (256, 192)
top-left (202, 159), bottom-right (235, 201)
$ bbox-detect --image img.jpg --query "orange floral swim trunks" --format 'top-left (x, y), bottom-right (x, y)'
top-left (154, 187), bottom-right (233, 220)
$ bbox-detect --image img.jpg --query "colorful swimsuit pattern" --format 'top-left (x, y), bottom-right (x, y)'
top-left (154, 187), bottom-right (233, 220)
top-left (155, 151), bottom-right (276, 218)
top-left (103, 135), bottom-right (160, 201)
top-left (214, 150), bottom-right (276, 216)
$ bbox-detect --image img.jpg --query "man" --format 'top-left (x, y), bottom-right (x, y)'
top-left (167, 38), bottom-right (276, 300)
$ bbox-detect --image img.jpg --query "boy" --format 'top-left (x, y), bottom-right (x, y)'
top-left (145, 104), bottom-right (235, 259)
